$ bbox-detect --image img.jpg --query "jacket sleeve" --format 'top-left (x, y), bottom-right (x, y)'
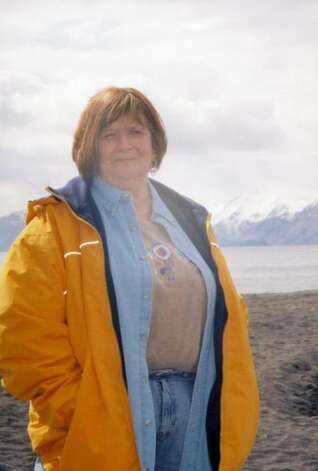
top-left (0, 210), bottom-right (82, 434)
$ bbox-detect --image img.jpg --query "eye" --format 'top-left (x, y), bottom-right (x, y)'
top-left (101, 132), bottom-right (115, 140)
top-left (130, 129), bottom-right (142, 135)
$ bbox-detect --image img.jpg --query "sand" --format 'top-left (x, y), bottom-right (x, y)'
top-left (243, 290), bottom-right (318, 471)
top-left (0, 290), bottom-right (317, 470)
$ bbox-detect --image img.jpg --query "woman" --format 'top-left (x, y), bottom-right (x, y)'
top-left (0, 86), bottom-right (259, 471)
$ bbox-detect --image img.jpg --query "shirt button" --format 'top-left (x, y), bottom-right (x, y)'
top-left (139, 255), bottom-right (147, 261)
top-left (142, 375), bottom-right (148, 384)
top-left (143, 293), bottom-right (150, 300)
top-left (120, 194), bottom-right (130, 204)
top-left (129, 225), bottom-right (137, 232)
top-left (144, 419), bottom-right (152, 426)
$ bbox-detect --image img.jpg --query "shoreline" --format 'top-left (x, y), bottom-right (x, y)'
top-left (244, 288), bottom-right (318, 296)
top-left (1, 290), bottom-right (318, 470)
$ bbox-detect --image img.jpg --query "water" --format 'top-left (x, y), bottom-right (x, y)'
top-left (1, 245), bottom-right (318, 294)
top-left (222, 244), bottom-right (318, 293)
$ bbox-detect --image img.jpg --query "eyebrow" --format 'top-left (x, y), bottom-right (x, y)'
top-left (102, 123), bottom-right (145, 132)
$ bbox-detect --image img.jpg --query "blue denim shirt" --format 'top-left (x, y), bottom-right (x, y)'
top-left (90, 176), bottom-right (217, 471)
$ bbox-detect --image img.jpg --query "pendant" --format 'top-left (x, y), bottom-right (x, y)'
top-left (152, 242), bottom-right (172, 261)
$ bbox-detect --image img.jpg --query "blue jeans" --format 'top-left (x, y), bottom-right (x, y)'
top-left (149, 368), bottom-right (195, 471)
top-left (34, 368), bottom-right (195, 471)
top-left (33, 456), bottom-right (44, 470)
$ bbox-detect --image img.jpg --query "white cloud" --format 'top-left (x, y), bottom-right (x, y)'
top-left (0, 0), bottom-right (317, 217)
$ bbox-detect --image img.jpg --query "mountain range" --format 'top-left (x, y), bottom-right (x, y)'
top-left (0, 210), bottom-right (26, 252)
top-left (0, 197), bottom-right (317, 251)
top-left (212, 196), bottom-right (318, 246)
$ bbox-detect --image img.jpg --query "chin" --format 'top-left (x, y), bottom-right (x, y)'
top-left (119, 170), bottom-right (149, 180)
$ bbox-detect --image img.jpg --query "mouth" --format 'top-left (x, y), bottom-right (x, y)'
top-left (115, 157), bottom-right (137, 162)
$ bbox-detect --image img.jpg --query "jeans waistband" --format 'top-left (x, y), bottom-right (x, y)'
top-left (149, 368), bottom-right (196, 379)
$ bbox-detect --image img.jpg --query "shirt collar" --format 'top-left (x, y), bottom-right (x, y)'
top-left (90, 176), bottom-right (175, 225)
top-left (149, 181), bottom-right (176, 225)
top-left (91, 176), bottom-right (131, 213)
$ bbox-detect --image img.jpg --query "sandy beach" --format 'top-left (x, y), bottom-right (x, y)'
top-left (1, 290), bottom-right (317, 470)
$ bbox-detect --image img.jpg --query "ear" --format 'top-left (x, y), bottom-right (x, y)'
top-left (149, 156), bottom-right (158, 175)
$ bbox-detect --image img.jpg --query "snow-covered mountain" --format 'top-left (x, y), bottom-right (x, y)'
top-left (213, 196), bottom-right (318, 246)
top-left (211, 193), bottom-right (316, 224)
top-left (0, 197), bottom-right (318, 250)
top-left (0, 210), bottom-right (26, 251)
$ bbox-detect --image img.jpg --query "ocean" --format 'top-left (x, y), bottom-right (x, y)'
top-left (0, 245), bottom-right (318, 294)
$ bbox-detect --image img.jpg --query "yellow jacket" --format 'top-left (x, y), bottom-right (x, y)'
top-left (0, 177), bottom-right (259, 470)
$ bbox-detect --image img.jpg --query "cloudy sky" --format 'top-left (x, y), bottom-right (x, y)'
top-left (1, 0), bottom-right (317, 218)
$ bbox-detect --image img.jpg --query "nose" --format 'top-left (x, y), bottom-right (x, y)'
top-left (117, 131), bottom-right (132, 150)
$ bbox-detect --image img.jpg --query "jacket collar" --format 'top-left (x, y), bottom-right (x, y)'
top-left (46, 176), bottom-right (97, 227)
top-left (46, 175), bottom-right (208, 229)
top-left (150, 178), bottom-right (209, 236)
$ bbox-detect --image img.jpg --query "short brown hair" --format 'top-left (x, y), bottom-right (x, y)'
top-left (72, 86), bottom-right (167, 176)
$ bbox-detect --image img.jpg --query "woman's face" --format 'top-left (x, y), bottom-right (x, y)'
top-left (97, 113), bottom-right (154, 186)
